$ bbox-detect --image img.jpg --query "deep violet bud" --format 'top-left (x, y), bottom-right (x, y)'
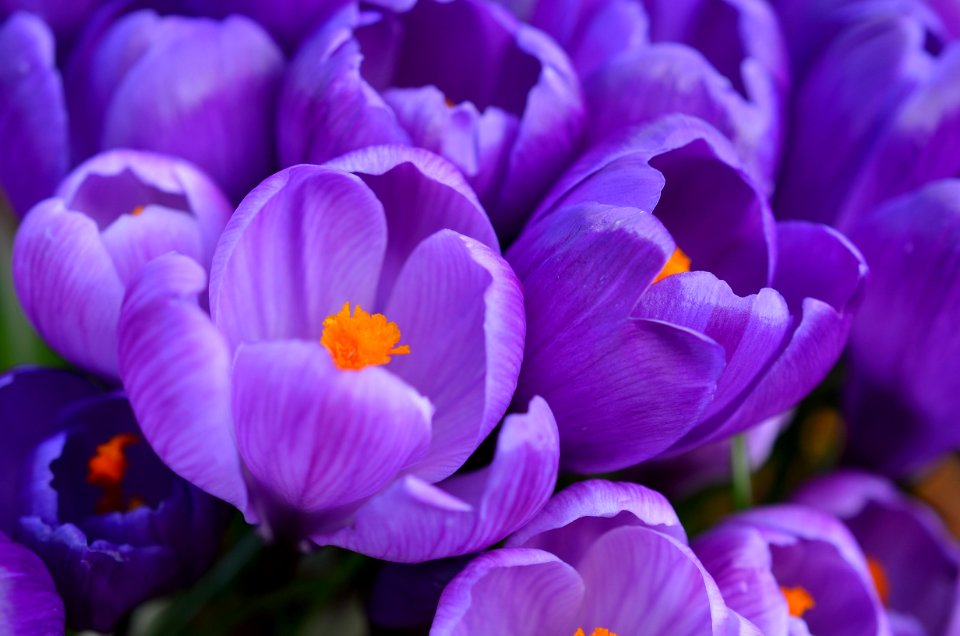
top-left (508, 116), bottom-right (867, 473)
top-left (0, 368), bottom-right (224, 632)
top-left (0, 531), bottom-right (64, 636)
top-left (431, 480), bottom-right (757, 635)
top-left (65, 10), bottom-right (284, 201)
top-left (843, 180), bottom-right (960, 475)
top-left (12, 149), bottom-right (232, 378)
top-left (117, 146), bottom-right (560, 562)
top-left (278, 0), bottom-right (585, 241)
top-left (694, 504), bottom-right (891, 636)
top-left (793, 471), bottom-right (960, 635)
top-left (0, 12), bottom-right (68, 217)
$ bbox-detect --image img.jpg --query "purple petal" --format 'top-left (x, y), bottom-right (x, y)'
top-left (576, 526), bottom-right (730, 635)
top-left (507, 480), bottom-right (686, 568)
top-left (311, 397), bottom-right (559, 562)
top-left (118, 254), bottom-right (250, 515)
top-left (209, 165), bottom-right (387, 349)
top-left (13, 199), bottom-right (125, 376)
top-left (0, 12), bottom-right (67, 217)
top-left (232, 340), bottom-right (432, 522)
top-left (385, 230), bottom-right (523, 482)
top-left (431, 548), bottom-right (584, 636)
top-left (0, 531), bottom-right (64, 636)
top-left (100, 206), bottom-right (204, 286)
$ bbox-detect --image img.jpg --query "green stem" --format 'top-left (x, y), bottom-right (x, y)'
top-left (731, 434), bottom-right (752, 510)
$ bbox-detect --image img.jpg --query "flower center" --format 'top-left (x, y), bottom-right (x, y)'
top-left (781, 585), bottom-right (816, 618)
top-left (867, 556), bottom-right (890, 606)
top-left (654, 247), bottom-right (691, 283)
top-left (87, 433), bottom-right (143, 514)
top-left (574, 629), bottom-right (617, 636)
top-left (130, 205), bottom-right (145, 217)
top-left (321, 302), bottom-right (411, 371)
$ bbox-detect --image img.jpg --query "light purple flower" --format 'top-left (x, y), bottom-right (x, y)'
top-left (431, 480), bottom-right (756, 635)
top-left (0, 12), bottom-right (67, 217)
top-left (65, 10), bottom-right (284, 201)
top-left (509, 116), bottom-right (866, 473)
top-left (0, 531), bottom-right (64, 636)
top-left (278, 0), bottom-right (585, 240)
top-left (843, 180), bottom-right (960, 475)
top-left (695, 504), bottom-right (891, 636)
top-left (12, 149), bottom-right (232, 378)
top-left (793, 471), bottom-right (960, 636)
top-left (117, 146), bottom-right (559, 561)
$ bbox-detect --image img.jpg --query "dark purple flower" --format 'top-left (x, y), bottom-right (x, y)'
top-left (776, 1), bottom-right (960, 229)
top-left (0, 368), bottom-right (224, 632)
top-left (509, 116), bottom-right (866, 473)
top-left (842, 180), bottom-right (960, 475)
top-left (793, 471), bottom-right (960, 636)
top-left (117, 147), bottom-right (559, 561)
top-left (0, 531), bottom-right (64, 636)
top-left (0, 12), bottom-right (68, 217)
top-left (431, 480), bottom-right (756, 635)
top-left (65, 10), bottom-right (284, 201)
top-left (496, 0), bottom-right (788, 187)
top-left (278, 0), bottom-right (585, 240)
top-left (12, 149), bottom-right (231, 379)
top-left (695, 504), bottom-right (891, 636)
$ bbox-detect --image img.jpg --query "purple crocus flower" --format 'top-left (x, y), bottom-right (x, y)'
top-left (775, 0), bottom-right (960, 229)
top-left (0, 531), bottom-right (64, 636)
top-left (0, 12), bottom-right (68, 217)
top-left (793, 471), bottom-right (960, 635)
top-left (278, 0), bottom-right (585, 240)
top-left (508, 116), bottom-right (867, 473)
top-left (65, 10), bottom-right (284, 201)
top-left (13, 149), bottom-right (232, 378)
top-left (0, 0), bottom-right (102, 40)
top-left (842, 180), bottom-right (960, 475)
top-left (496, 0), bottom-right (788, 187)
top-left (0, 368), bottom-right (224, 632)
top-left (431, 480), bottom-right (757, 635)
top-left (117, 146), bottom-right (559, 562)
top-left (695, 504), bottom-right (891, 636)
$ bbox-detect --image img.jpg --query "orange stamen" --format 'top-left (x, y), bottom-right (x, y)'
top-left (87, 433), bottom-right (140, 514)
top-left (654, 247), bottom-right (691, 283)
top-left (574, 629), bottom-right (617, 636)
top-left (867, 556), bottom-right (890, 606)
top-left (131, 205), bottom-right (145, 217)
top-left (321, 302), bottom-right (410, 371)
top-left (781, 585), bottom-right (816, 618)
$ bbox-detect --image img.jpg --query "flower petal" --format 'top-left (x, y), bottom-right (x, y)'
top-left (311, 396), bottom-right (559, 562)
top-left (0, 530), bottom-right (64, 636)
top-left (118, 253), bottom-right (250, 515)
top-left (232, 340), bottom-right (432, 522)
top-left (430, 548), bottom-right (584, 636)
top-left (385, 230), bottom-right (524, 482)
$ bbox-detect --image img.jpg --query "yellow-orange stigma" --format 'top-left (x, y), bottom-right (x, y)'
top-left (574, 629), bottom-right (617, 636)
top-left (130, 205), bottom-right (145, 217)
top-left (87, 433), bottom-right (140, 514)
top-left (781, 585), bottom-right (816, 618)
top-left (321, 302), bottom-right (410, 371)
top-left (867, 556), bottom-right (890, 606)
top-left (654, 247), bottom-right (691, 283)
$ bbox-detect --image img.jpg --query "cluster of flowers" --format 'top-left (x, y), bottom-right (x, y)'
top-left (0, 0), bottom-right (959, 633)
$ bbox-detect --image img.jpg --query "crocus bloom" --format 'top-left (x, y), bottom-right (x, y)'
top-left (0, 12), bottom-right (68, 217)
top-left (13, 149), bottom-right (232, 378)
top-left (65, 10), bottom-right (284, 201)
top-left (496, 0), bottom-right (788, 187)
top-left (793, 471), bottom-right (960, 635)
top-left (278, 0), bottom-right (585, 240)
top-left (0, 531), bottom-right (64, 636)
top-left (775, 0), bottom-right (960, 229)
top-left (509, 116), bottom-right (867, 473)
top-left (842, 180), bottom-right (960, 475)
top-left (117, 146), bottom-right (559, 562)
top-left (0, 368), bottom-right (223, 632)
top-left (695, 504), bottom-right (891, 636)
top-left (431, 480), bottom-right (757, 635)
